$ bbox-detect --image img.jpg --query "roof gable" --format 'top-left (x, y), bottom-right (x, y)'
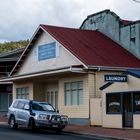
top-left (10, 26), bottom-right (82, 76)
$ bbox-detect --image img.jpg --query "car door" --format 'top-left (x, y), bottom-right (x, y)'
top-left (16, 101), bottom-right (29, 125)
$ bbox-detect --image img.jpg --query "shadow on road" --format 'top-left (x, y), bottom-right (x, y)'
top-left (0, 125), bottom-right (65, 136)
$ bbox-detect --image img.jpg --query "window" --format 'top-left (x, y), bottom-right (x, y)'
top-left (46, 91), bottom-right (58, 109)
top-left (64, 81), bottom-right (83, 106)
top-left (17, 101), bottom-right (26, 109)
top-left (31, 102), bottom-right (55, 112)
top-left (130, 37), bottom-right (136, 46)
top-left (106, 93), bottom-right (121, 113)
top-left (134, 92), bottom-right (140, 113)
top-left (130, 25), bottom-right (136, 38)
top-left (130, 25), bottom-right (136, 46)
top-left (13, 100), bottom-right (19, 108)
top-left (16, 87), bottom-right (29, 99)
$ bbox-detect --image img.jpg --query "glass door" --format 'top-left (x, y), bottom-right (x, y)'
top-left (45, 82), bottom-right (58, 109)
top-left (122, 93), bottom-right (133, 128)
top-left (46, 91), bottom-right (58, 109)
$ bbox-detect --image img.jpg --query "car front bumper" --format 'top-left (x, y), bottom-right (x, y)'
top-left (35, 120), bottom-right (67, 129)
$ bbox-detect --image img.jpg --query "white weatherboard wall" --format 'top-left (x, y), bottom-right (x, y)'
top-left (58, 75), bottom-right (90, 118)
top-left (102, 89), bottom-right (122, 128)
top-left (90, 98), bottom-right (102, 125)
top-left (18, 31), bottom-right (81, 75)
top-left (13, 82), bottom-right (34, 100)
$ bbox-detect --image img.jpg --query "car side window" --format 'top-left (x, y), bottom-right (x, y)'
top-left (23, 103), bottom-right (29, 110)
top-left (12, 101), bottom-right (19, 108)
top-left (17, 101), bottom-right (26, 109)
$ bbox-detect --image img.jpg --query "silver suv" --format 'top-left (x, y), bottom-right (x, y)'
top-left (7, 99), bottom-right (68, 133)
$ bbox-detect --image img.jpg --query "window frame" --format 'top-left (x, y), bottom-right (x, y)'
top-left (133, 92), bottom-right (140, 114)
top-left (106, 92), bottom-right (122, 114)
top-left (16, 87), bottom-right (29, 99)
top-left (46, 91), bottom-right (58, 109)
top-left (64, 81), bottom-right (83, 106)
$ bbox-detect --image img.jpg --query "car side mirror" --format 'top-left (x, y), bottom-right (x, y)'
top-left (56, 109), bottom-right (59, 113)
top-left (24, 104), bottom-right (29, 110)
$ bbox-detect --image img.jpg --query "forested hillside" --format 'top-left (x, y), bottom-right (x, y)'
top-left (0, 40), bottom-right (29, 53)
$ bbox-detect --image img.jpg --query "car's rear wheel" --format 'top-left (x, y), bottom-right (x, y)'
top-left (9, 116), bottom-right (17, 129)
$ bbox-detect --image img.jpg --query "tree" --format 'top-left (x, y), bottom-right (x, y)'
top-left (0, 40), bottom-right (29, 53)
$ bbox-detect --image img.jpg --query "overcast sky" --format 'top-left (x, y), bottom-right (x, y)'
top-left (0, 0), bottom-right (140, 42)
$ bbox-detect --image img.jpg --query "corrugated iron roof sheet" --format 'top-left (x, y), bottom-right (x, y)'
top-left (41, 24), bottom-right (140, 68)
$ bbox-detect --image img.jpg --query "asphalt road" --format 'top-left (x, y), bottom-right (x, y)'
top-left (0, 125), bottom-right (102, 140)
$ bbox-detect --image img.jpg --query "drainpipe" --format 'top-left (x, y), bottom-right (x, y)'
top-left (94, 73), bottom-right (97, 98)
top-left (89, 72), bottom-right (96, 125)
top-left (94, 67), bottom-right (101, 98)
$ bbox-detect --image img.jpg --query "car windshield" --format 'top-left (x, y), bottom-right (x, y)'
top-left (31, 102), bottom-right (55, 111)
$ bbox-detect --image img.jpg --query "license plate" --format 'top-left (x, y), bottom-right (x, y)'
top-left (52, 124), bottom-right (58, 128)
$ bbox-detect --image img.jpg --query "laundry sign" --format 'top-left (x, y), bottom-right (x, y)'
top-left (104, 75), bottom-right (127, 82)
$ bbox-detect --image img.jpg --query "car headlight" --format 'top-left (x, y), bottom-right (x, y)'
top-left (61, 115), bottom-right (68, 121)
top-left (38, 114), bottom-right (47, 120)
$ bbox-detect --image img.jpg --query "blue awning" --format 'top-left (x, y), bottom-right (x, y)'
top-left (127, 69), bottom-right (140, 79)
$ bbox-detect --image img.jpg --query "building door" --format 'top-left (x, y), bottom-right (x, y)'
top-left (0, 93), bottom-right (8, 112)
top-left (122, 93), bottom-right (133, 128)
top-left (45, 82), bottom-right (58, 109)
top-left (0, 93), bottom-right (12, 113)
top-left (8, 93), bottom-right (12, 107)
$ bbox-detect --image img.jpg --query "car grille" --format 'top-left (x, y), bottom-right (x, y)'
top-left (51, 115), bottom-right (61, 122)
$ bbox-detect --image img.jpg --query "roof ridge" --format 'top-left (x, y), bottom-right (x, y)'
top-left (40, 24), bottom-right (79, 31)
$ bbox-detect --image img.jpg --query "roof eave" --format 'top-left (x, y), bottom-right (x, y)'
top-left (9, 25), bottom-right (42, 76)
top-left (87, 65), bottom-right (140, 71)
top-left (0, 66), bottom-right (87, 82)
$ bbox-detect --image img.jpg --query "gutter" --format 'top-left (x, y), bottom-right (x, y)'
top-left (0, 82), bottom-right (12, 84)
top-left (87, 65), bottom-right (140, 72)
top-left (70, 66), bottom-right (88, 73)
top-left (0, 66), bottom-right (88, 82)
top-left (0, 67), bottom-right (71, 82)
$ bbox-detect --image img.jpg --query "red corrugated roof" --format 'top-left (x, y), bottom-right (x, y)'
top-left (41, 24), bottom-right (140, 69)
top-left (121, 20), bottom-right (133, 25)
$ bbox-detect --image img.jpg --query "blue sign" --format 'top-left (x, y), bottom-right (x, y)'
top-left (104, 75), bottom-right (127, 82)
top-left (38, 42), bottom-right (56, 61)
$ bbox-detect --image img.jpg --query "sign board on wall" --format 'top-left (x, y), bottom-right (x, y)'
top-left (104, 75), bottom-right (127, 82)
top-left (33, 42), bottom-right (59, 61)
top-left (38, 42), bottom-right (57, 61)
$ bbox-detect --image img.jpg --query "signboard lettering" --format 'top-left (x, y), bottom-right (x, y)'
top-left (104, 75), bottom-right (127, 82)
top-left (38, 42), bottom-right (56, 61)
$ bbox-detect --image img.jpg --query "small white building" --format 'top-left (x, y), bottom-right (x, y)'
top-left (100, 70), bottom-right (140, 129)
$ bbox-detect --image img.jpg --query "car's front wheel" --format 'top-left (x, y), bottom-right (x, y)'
top-left (9, 116), bottom-right (18, 129)
top-left (28, 118), bottom-right (37, 132)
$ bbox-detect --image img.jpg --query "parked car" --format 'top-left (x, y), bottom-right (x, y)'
top-left (7, 99), bottom-right (68, 133)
